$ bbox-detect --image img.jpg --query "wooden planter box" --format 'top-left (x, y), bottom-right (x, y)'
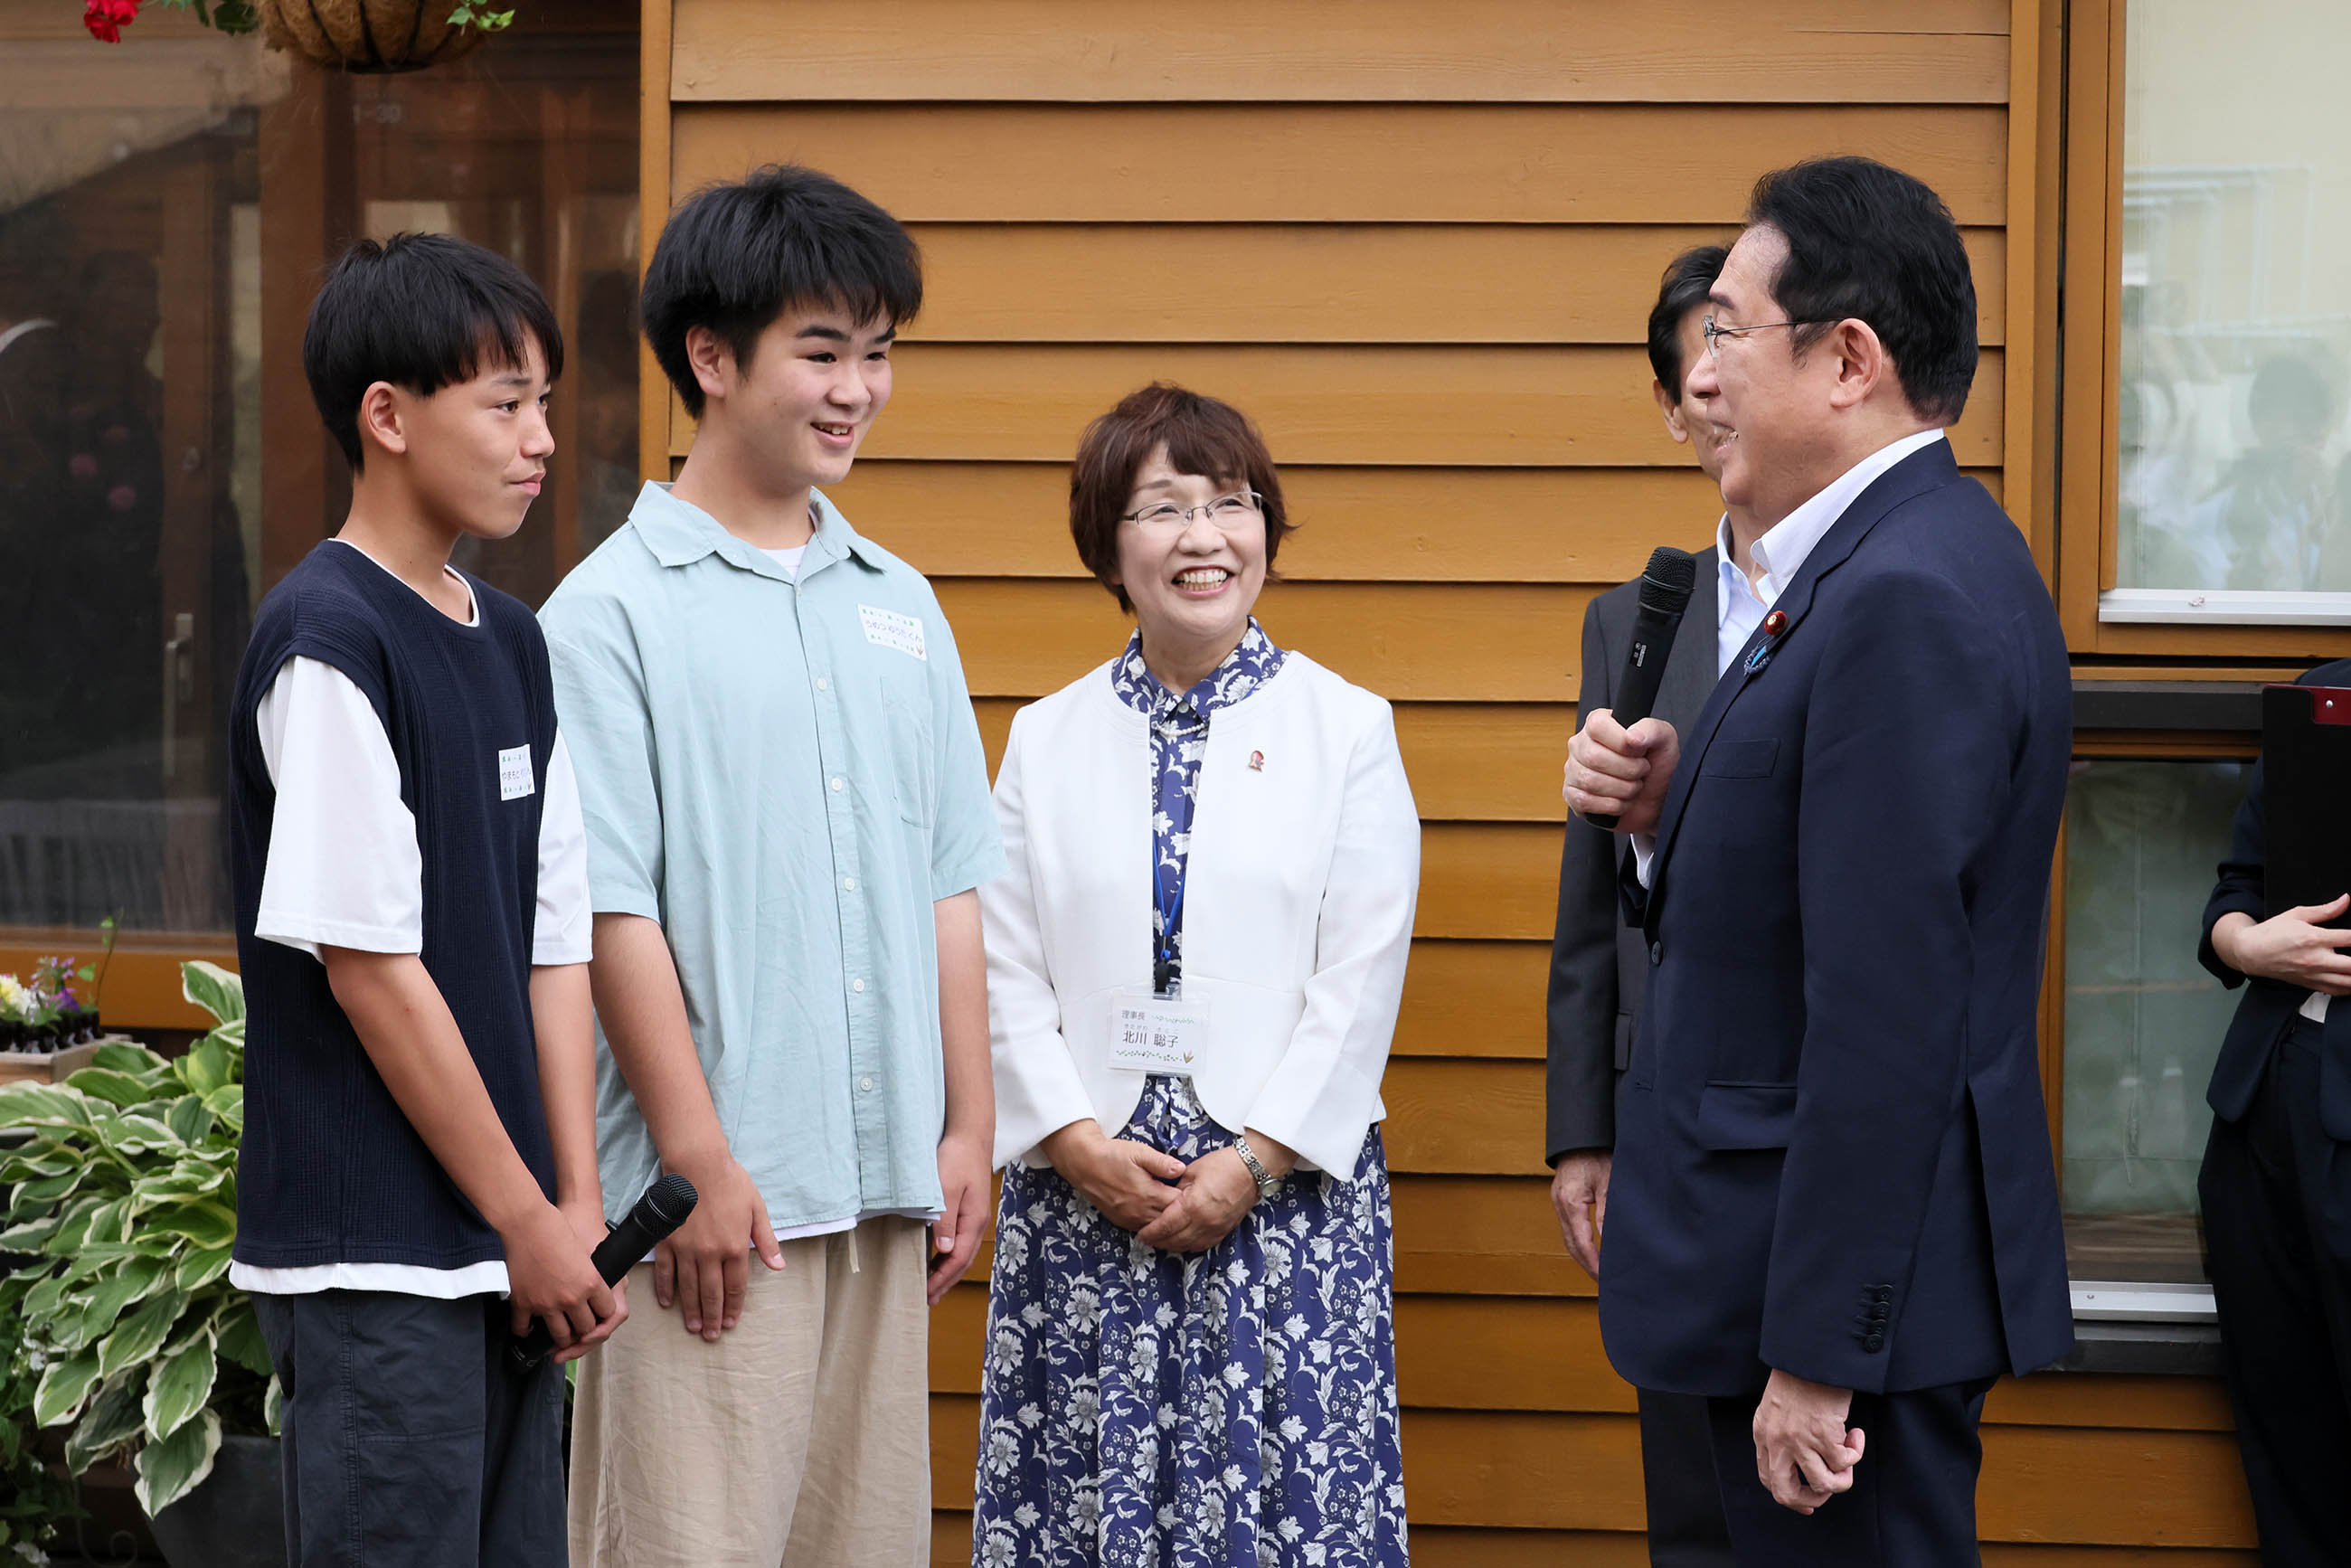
top-left (0, 1036), bottom-right (138, 1086)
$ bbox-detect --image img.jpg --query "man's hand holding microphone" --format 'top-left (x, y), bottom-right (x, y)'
top-left (1563, 708), bottom-right (1682, 839)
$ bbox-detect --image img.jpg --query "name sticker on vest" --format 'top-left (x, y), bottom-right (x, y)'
top-left (498, 745), bottom-right (534, 802)
top-left (858, 604), bottom-right (928, 663)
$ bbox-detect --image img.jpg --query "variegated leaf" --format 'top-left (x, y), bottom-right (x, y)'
top-left (143, 1327), bottom-right (217, 1443)
top-left (98, 1286), bottom-right (189, 1378)
top-left (134, 1407), bottom-right (220, 1516)
top-left (165, 1093), bottom-right (212, 1146)
top-left (179, 961), bottom-right (244, 1026)
top-left (0, 1082), bottom-right (93, 1128)
top-left (215, 1305), bottom-right (271, 1378)
top-left (63, 1068), bottom-right (156, 1109)
top-left (32, 1350), bottom-right (102, 1428)
top-left (90, 1041), bottom-right (165, 1074)
top-left (174, 1244), bottom-right (232, 1293)
top-left (64, 1370), bottom-right (145, 1473)
top-left (175, 1042), bottom-right (231, 1099)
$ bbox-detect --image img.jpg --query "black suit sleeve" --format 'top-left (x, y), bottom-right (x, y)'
top-left (1545, 598), bottom-right (1625, 1162)
top-left (2199, 758), bottom-right (2268, 989)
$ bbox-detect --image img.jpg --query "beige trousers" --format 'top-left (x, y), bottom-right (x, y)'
top-left (567, 1215), bottom-right (931, 1568)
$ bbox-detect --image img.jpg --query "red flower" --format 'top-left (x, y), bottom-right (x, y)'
top-left (83, 0), bottom-right (139, 42)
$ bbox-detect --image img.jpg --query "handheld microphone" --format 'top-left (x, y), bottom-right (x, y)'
top-left (506, 1172), bottom-right (698, 1374)
top-left (1585, 546), bottom-right (1699, 832)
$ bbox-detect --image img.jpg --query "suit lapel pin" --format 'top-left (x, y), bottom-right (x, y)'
top-left (1746, 609), bottom-right (1790, 674)
top-left (1248, 750), bottom-right (1266, 771)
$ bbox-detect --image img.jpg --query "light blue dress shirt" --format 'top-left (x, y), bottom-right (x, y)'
top-left (540, 483), bottom-right (1006, 1232)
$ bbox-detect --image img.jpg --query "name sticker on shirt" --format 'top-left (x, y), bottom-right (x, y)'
top-left (497, 745), bottom-right (534, 801)
top-left (859, 604), bottom-right (928, 663)
top-left (1110, 989), bottom-right (1210, 1076)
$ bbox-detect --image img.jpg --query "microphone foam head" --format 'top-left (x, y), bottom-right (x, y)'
top-left (642, 1172), bottom-right (699, 1229)
top-left (1636, 546), bottom-right (1700, 616)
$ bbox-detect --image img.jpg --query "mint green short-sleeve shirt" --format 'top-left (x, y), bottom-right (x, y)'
top-left (541, 483), bottom-right (1006, 1229)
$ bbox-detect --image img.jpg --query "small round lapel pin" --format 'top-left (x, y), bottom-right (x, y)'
top-left (1248, 750), bottom-right (1266, 771)
top-left (1762, 609), bottom-right (1789, 637)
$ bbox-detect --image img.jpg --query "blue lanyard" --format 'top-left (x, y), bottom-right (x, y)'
top-left (1153, 864), bottom-right (1186, 997)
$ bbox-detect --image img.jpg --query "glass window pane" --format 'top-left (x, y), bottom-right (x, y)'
top-left (0, 18), bottom-right (637, 939)
top-left (2117, 1), bottom-right (2351, 601)
top-left (2062, 757), bottom-right (2249, 1283)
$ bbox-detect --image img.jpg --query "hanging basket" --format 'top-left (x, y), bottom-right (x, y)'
top-left (255, 0), bottom-right (490, 72)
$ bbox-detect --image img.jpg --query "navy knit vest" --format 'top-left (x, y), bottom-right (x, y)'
top-left (227, 541), bottom-right (557, 1270)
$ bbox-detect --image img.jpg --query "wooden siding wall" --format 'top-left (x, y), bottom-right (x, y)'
top-left (647, 2), bottom-right (2257, 1558)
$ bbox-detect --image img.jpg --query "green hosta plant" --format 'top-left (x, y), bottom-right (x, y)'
top-left (0, 960), bottom-right (274, 1518)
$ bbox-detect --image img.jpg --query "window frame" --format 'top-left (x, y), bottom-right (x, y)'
top-left (2049, 681), bottom-right (2271, 1318)
top-left (2055, 0), bottom-right (2351, 654)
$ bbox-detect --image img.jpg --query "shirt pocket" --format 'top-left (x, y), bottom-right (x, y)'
top-left (881, 685), bottom-right (936, 827)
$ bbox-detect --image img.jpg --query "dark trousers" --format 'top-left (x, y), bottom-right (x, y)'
top-left (1638, 1387), bottom-right (1733, 1566)
top-left (251, 1289), bottom-right (566, 1568)
top-left (1704, 1375), bottom-right (1994, 1566)
top-left (2201, 1018), bottom-right (2351, 1564)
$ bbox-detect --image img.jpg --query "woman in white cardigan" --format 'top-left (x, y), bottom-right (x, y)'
top-left (971, 384), bottom-right (1421, 1568)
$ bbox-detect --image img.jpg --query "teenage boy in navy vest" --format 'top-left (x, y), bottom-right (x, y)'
top-left (545, 165), bottom-right (1004, 1565)
top-left (226, 233), bottom-right (625, 1567)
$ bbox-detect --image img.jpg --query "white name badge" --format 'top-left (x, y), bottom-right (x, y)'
top-left (1110, 990), bottom-right (1210, 1075)
top-left (497, 745), bottom-right (534, 801)
top-left (858, 603), bottom-right (928, 662)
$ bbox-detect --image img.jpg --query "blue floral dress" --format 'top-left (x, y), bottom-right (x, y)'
top-left (972, 622), bottom-right (1410, 1568)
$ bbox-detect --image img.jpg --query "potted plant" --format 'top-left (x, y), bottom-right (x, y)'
top-left (0, 961), bottom-right (283, 1563)
top-left (79, 0), bottom-right (513, 71)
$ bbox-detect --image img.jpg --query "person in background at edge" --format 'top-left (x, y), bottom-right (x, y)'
top-left (972, 383), bottom-right (1421, 1565)
top-left (1546, 242), bottom-right (1738, 1568)
top-left (2195, 649), bottom-right (2351, 1563)
top-left (543, 165), bottom-right (1004, 1568)
top-left (1563, 156), bottom-right (2075, 1565)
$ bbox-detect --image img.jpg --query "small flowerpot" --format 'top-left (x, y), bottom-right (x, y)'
top-left (146, 1433), bottom-right (286, 1568)
top-left (256, 0), bottom-right (489, 72)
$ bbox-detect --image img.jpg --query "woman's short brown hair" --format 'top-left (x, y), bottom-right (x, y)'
top-left (1069, 383), bottom-right (1292, 613)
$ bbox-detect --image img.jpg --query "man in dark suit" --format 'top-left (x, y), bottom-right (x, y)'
top-left (1563, 156), bottom-right (2075, 1565)
top-left (1547, 242), bottom-right (1741, 1567)
top-left (2195, 662), bottom-right (2351, 1562)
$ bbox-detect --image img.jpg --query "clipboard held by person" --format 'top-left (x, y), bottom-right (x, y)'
top-left (2261, 683), bottom-right (2351, 922)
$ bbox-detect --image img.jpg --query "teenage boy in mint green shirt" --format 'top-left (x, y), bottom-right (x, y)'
top-left (543, 165), bottom-right (1002, 1567)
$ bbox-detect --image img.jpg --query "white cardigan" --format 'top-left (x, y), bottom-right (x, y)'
top-left (980, 651), bottom-right (1421, 1178)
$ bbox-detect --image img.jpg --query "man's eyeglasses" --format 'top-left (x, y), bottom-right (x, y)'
top-left (1121, 490), bottom-right (1266, 532)
top-left (1701, 316), bottom-right (1824, 359)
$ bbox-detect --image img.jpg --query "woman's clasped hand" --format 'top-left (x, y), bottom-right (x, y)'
top-left (1036, 1120), bottom-right (1271, 1252)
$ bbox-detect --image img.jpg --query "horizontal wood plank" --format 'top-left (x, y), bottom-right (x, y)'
top-left (1393, 1529), bottom-right (1648, 1567)
top-left (1396, 707), bottom-right (1576, 823)
top-left (1980, 1425), bottom-right (2254, 1546)
top-left (896, 223), bottom-right (2006, 345)
top-left (673, 103), bottom-right (2009, 225)
top-left (1395, 1295), bottom-right (1635, 1413)
top-left (1383, 1056), bottom-right (1549, 1175)
top-left (1393, 1175), bottom-right (1591, 1298)
top-left (1396, 940), bottom-right (1555, 1058)
top-left (836, 462), bottom-right (1728, 582)
top-left (1401, 1409), bottom-right (1648, 1531)
top-left (676, 0), bottom-right (2008, 105)
top-left (1978, 1553), bottom-right (2255, 1567)
top-left (1415, 824), bottom-right (1567, 939)
top-left (677, 344), bottom-right (2007, 468)
top-left (1984, 1374), bottom-right (2234, 1433)
top-left (934, 582), bottom-right (1601, 704)
top-left (976, 697), bottom-right (1581, 825)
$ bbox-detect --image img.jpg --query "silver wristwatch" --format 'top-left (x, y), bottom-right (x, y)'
top-left (1233, 1136), bottom-right (1281, 1203)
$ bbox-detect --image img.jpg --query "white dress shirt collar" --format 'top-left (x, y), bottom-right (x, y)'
top-left (1744, 427), bottom-right (1948, 600)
